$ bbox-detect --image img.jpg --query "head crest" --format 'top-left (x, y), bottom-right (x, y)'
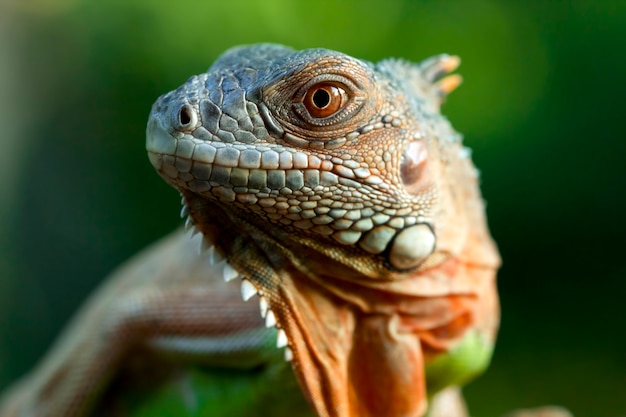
top-left (419, 54), bottom-right (463, 100)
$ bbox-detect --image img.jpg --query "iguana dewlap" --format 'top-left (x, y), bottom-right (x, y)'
top-left (0, 44), bottom-right (501, 417)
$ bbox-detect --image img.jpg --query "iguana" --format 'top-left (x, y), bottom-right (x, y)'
top-left (0, 44), bottom-right (568, 417)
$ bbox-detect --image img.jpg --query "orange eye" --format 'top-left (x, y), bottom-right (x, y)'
top-left (303, 83), bottom-right (348, 118)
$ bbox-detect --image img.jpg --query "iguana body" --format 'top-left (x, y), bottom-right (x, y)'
top-left (0, 44), bottom-right (504, 417)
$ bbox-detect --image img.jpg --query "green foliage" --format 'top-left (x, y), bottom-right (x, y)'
top-left (426, 330), bottom-right (495, 395)
top-left (91, 344), bottom-right (312, 417)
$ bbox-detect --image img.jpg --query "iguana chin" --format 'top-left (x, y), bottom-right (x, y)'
top-left (0, 44), bottom-right (504, 417)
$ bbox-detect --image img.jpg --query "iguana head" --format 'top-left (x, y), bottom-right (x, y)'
top-left (147, 44), bottom-right (500, 417)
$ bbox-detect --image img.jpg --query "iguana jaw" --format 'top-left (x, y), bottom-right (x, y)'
top-left (172, 188), bottom-right (497, 417)
top-left (147, 121), bottom-right (498, 417)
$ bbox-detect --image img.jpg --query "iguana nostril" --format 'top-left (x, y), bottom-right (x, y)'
top-left (180, 107), bottom-right (191, 125)
top-left (175, 103), bottom-right (197, 130)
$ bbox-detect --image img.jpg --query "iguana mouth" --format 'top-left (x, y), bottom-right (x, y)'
top-left (147, 117), bottom-right (440, 274)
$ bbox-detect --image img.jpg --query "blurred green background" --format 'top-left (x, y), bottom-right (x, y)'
top-left (0, 0), bottom-right (624, 416)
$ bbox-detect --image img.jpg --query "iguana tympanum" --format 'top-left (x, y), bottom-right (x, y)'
top-left (0, 44), bottom-right (559, 417)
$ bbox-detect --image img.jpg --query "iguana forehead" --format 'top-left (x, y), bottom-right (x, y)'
top-left (147, 45), bottom-right (454, 273)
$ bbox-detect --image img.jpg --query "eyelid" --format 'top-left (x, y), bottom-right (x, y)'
top-left (260, 60), bottom-right (376, 140)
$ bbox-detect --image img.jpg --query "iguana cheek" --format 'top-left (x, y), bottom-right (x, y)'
top-left (388, 224), bottom-right (436, 270)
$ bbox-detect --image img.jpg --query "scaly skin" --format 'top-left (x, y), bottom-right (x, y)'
top-left (0, 44), bottom-right (505, 417)
top-left (146, 44), bottom-right (500, 417)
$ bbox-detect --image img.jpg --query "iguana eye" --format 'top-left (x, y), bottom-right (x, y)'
top-left (263, 60), bottom-right (373, 136)
top-left (303, 83), bottom-right (348, 118)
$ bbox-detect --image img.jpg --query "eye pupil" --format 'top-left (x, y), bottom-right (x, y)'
top-left (303, 82), bottom-right (348, 119)
top-left (312, 89), bottom-right (331, 108)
